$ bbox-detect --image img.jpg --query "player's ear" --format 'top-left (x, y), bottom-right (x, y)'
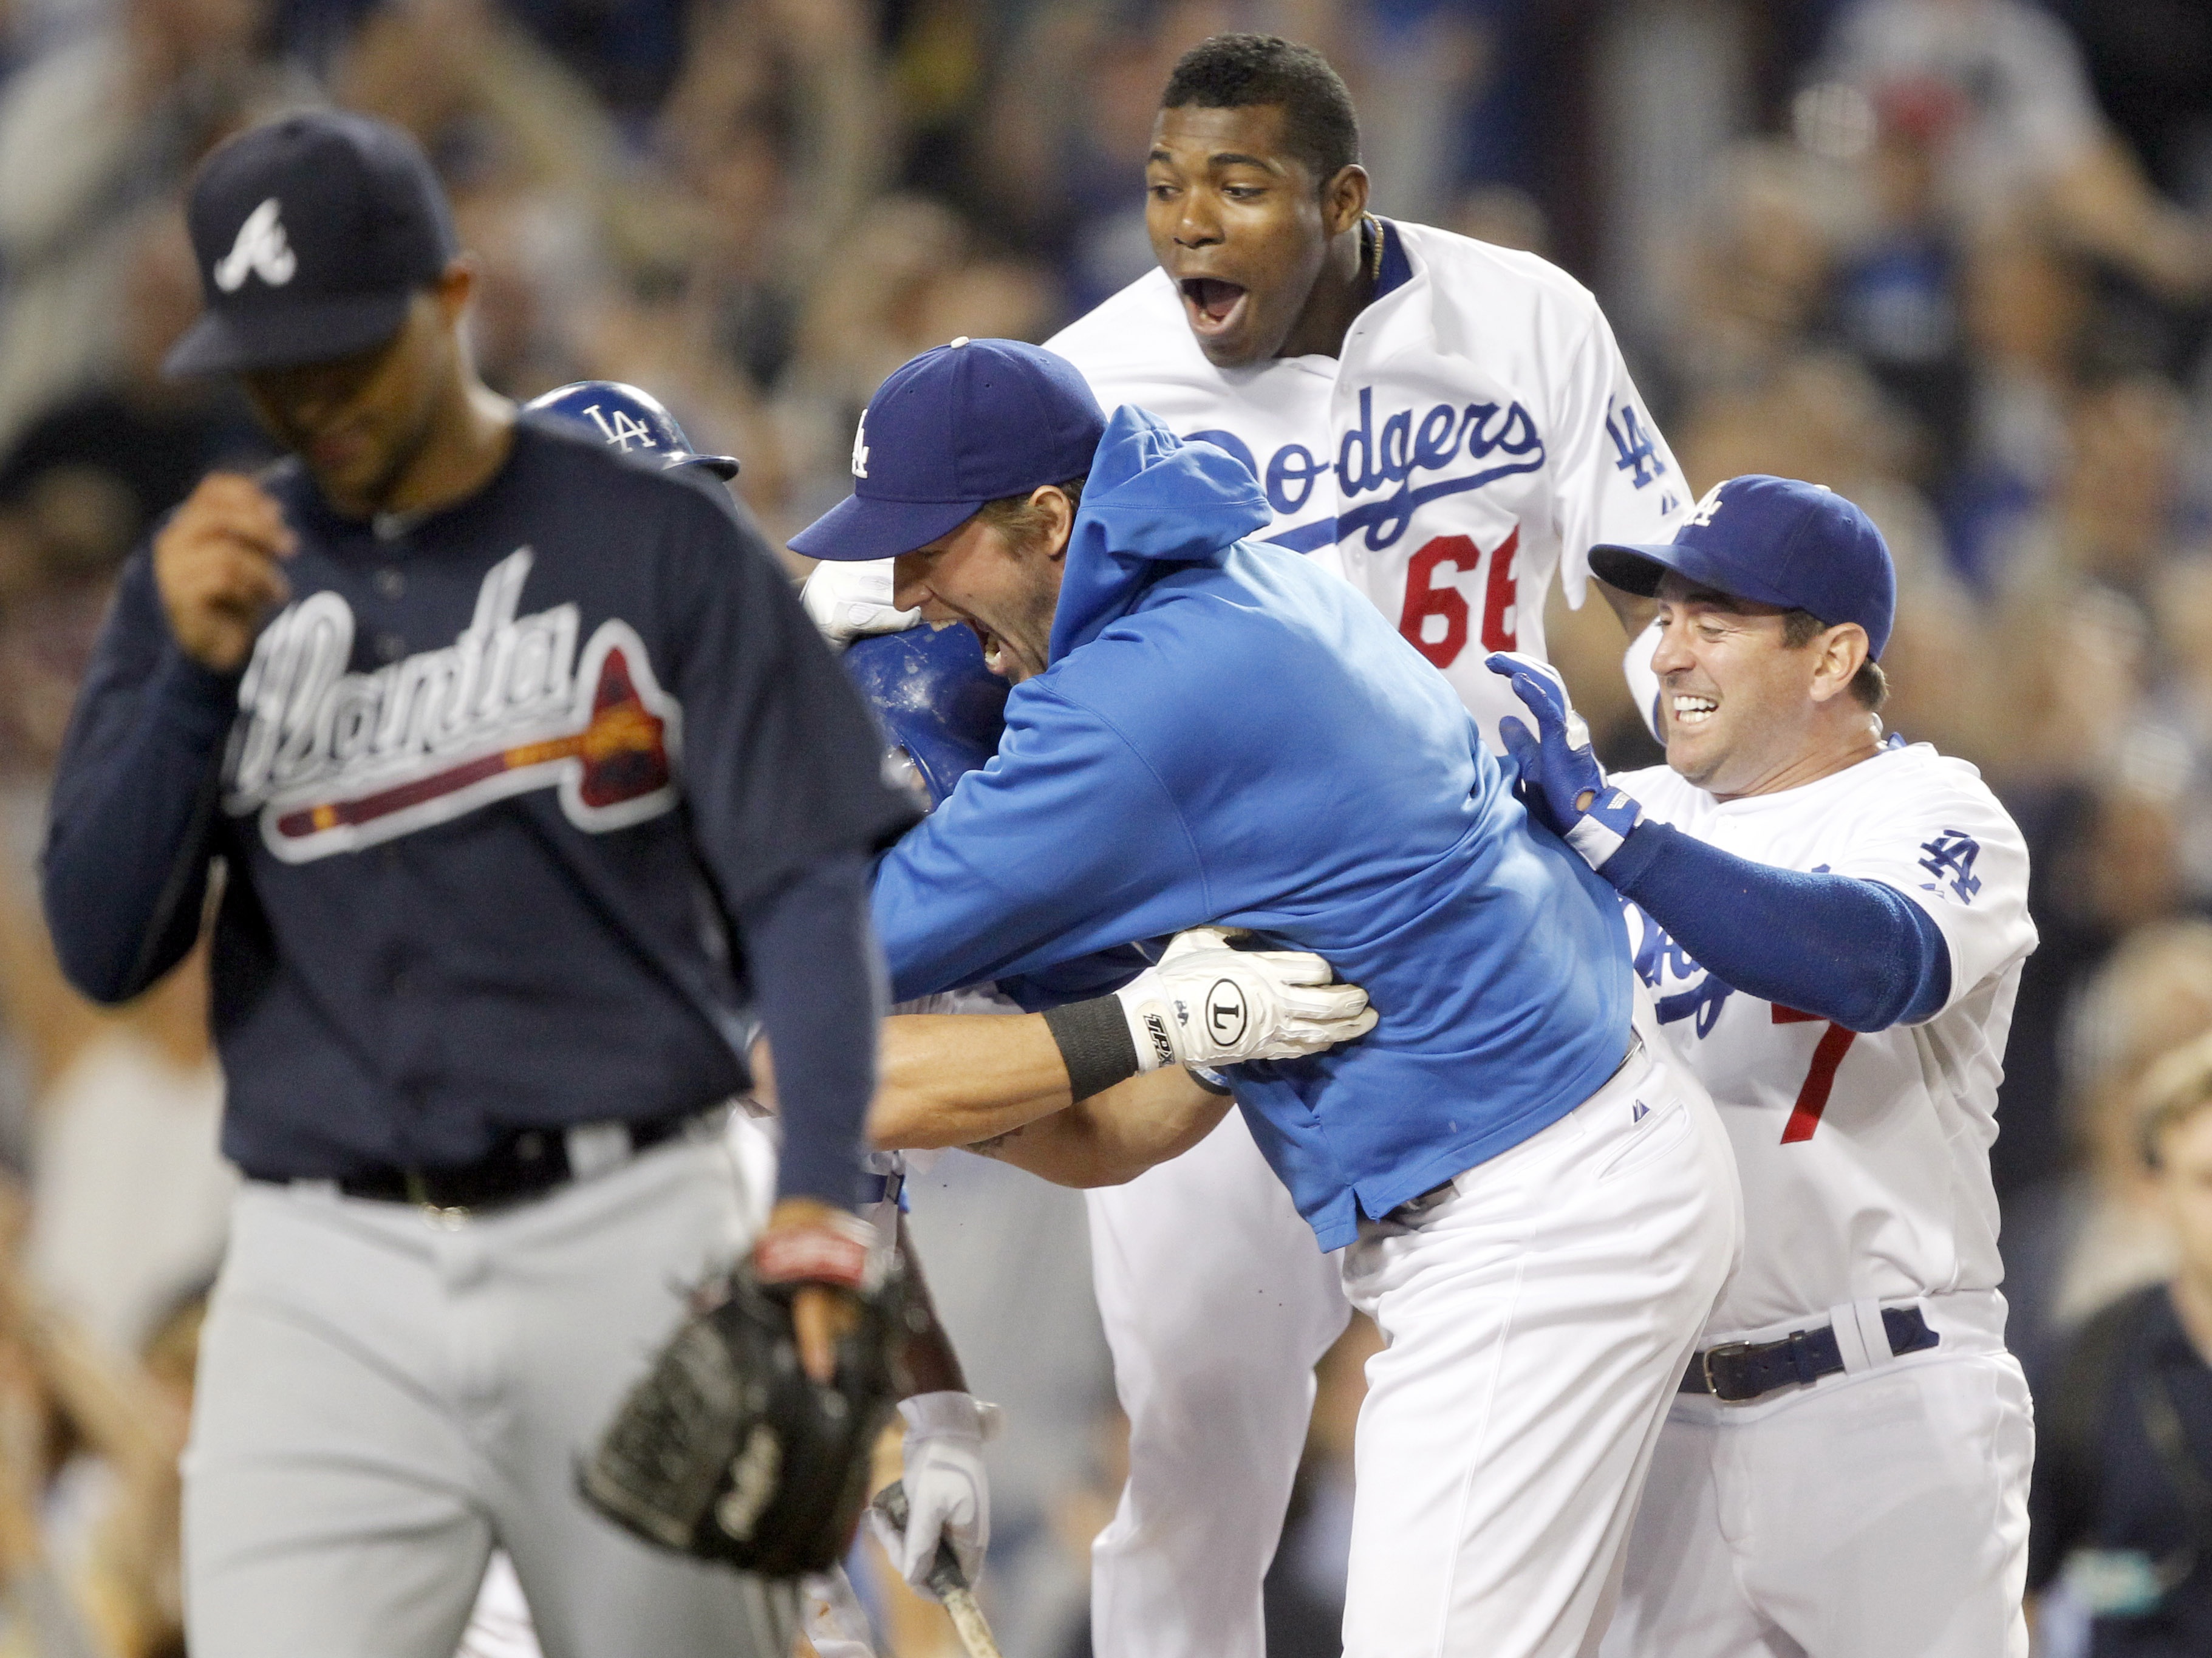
top-left (432, 257), bottom-right (478, 328)
top-left (1807, 623), bottom-right (1868, 705)
top-left (1036, 485), bottom-right (1076, 563)
top-left (1320, 164), bottom-right (1369, 238)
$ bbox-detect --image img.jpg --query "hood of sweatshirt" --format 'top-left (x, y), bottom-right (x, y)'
top-left (1046, 404), bottom-right (1272, 665)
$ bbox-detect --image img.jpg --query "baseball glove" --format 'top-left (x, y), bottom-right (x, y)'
top-left (578, 1249), bottom-right (904, 1577)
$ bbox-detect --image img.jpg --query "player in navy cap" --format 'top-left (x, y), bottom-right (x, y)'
top-left (44, 109), bottom-right (915, 1658)
top-left (1489, 477), bottom-right (2036, 1657)
top-left (795, 339), bottom-right (1743, 1658)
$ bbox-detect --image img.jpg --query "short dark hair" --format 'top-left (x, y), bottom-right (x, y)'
top-left (1781, 608), bottom-right (1887, 711)
top-left (1159, 34), bottom-right (1360, 186)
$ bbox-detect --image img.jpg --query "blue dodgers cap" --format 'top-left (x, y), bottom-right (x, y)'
top-left (522, 381), bottom-right (740, 478)
top-left (1588, 475), bottom-right (1896, 659)
top-left (790, 338), bottom-right (1107, 562)
top-left (166, 111), bottom-right (459, 379)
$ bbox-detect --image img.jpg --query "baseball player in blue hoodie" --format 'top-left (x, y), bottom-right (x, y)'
top-left (790, 338), bottom-right (1742, 1657)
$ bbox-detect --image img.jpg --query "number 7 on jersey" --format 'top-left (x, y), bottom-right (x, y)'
top-left (1771, 1005), bottom-right (1857, 1143)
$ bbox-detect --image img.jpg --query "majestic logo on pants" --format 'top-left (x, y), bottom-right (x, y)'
top-left (213, 198), bottom-right (298, 292)
top-left (224, 548), bottom-right (680, 861)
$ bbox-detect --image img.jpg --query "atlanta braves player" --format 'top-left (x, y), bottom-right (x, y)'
top-left (1491, 476), bottom-right (2037, 1656)
top-left (1043, 35), bottom-right (1691, 1653)
top-left (39, 112), bottom-right (917, 1658)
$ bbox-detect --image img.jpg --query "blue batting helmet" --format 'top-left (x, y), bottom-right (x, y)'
top-left (522, 381), bottom-right (740, 479)
top-left (842, 626), bottom-right (1008, 810)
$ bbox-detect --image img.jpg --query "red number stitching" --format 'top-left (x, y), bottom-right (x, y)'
top-left (1480, 525), bottom-right (1520, 653)
top-left (1771, 1005), bottom-right (1857, 1143)
top-left (1398, 535), bottom-right (1472, 667)
top-left (1395, 527), bottom-right (1520, 668)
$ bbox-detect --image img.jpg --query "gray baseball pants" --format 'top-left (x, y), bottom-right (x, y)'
top-left (183, 1129), bottom-right (796, 1658)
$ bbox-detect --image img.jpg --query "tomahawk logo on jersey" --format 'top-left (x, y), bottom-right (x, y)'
top-left (1048, 219), bottom-right (1684, 743)
top-left (1617, 741), bottom-right (2036, 1339)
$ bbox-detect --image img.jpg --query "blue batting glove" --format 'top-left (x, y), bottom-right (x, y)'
top-left (1485, 651), bottom-right (1642, 870)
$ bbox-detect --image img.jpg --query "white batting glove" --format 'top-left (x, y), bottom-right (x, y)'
top-left (870, 1391), bottom-right (998, 1598)
top-left (1115, 927), bottom-right (1377, 1071)
top-left (799, 557), bottom-right (920, 646)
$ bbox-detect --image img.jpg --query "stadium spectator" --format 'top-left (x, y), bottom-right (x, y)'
top-left (2030, 1028), bottom-right (2212, 1651)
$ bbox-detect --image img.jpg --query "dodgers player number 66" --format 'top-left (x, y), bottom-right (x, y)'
top-left (804, 36), bottom-right (1690, 1658)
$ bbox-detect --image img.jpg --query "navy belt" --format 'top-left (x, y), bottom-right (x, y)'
top-left (1682, 1306), bottom-right (1940, 1403)
top-left (324, 1107), bottom-right (715, 1214)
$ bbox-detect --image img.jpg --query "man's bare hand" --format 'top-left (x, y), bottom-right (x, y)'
top-left (154, 473), bottom-right (297, 673)
top-left (755, 1196), bottom-right (868, 1384)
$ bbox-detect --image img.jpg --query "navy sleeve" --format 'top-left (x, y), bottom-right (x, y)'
top-left (661, 496), bottom-right (919, 904)
top-left (659, 496), bottom-right (917, 1210)
top-left (42, 548), bottom-right (236, 1003)
top-left (739, 851), bottom-right (884, 1207)
top-left (1602, 820), bottom-right (1950, 1031)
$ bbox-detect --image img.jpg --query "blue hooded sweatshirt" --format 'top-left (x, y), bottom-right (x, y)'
top-left (871, 407), bottom-right (1633, 1249)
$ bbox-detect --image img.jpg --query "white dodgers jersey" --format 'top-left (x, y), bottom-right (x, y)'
top-left (1046, 219), bottom-right (1686, 745)
top-left (1619, 743), bottom-right (2037, 1339)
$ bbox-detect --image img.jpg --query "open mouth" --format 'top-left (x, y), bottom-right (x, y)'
top-left (1671, 694), bottom-right (1718, 729)
top-left (967, 620), bottom-right (1009, 677)
top-left (1178, 277), bottom-right (1248, 335)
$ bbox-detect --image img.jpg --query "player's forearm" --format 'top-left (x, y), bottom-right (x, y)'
top-left (739, 851), bottom-right (883, 1207)
top-left (43, 646), bottom-right (233, 1004)
top-left (968, 1068), bottom-right (1231, 1188)
top-left (866, 1013), bottom-right (1076, 1150)
top-left (1602, 820), bottom-right (1951, 1031)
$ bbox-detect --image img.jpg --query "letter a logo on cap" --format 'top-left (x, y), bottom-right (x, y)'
top-left (850, 409), bottom-right (870, 479)
top-left (213, 198), bottom-right (298, 293)
top-left (1685, 482), bottom-right (1726, 528)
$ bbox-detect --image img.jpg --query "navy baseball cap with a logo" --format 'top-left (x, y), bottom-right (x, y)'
top-left (165, 111), bottom-right (459, 380)
top-left (1588, 475), bottom-right (1897, 659)
top-left (790, 338), bottom-right (1107, 562)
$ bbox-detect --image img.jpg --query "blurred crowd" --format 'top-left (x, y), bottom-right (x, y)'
top-left (0, 0), bottom-right (2208, 1653)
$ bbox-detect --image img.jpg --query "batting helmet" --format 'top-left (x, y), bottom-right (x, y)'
top-left (842, 626), bottom-right (1008, 811)
top-left (522, 381), bottom-right (740, 479)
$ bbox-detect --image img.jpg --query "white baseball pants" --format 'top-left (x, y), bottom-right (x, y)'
top-left (1600, 1292), bottom-right (2033, 1658)
top-left (1337, 1022), bottom-right (1741, 1657)
top-left (183, 1133), bottom-right (797, 1658)
top-left (1086, 1107), bottom-right (1353, 1658)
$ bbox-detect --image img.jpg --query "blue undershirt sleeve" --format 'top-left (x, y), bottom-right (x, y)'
top-left (1600, 819), bottom-right (1951, 1031)
top-left (738, 851), bottom-right (884, 1209)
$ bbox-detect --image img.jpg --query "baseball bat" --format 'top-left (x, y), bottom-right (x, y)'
top-left (871, 1479), bottom-right (1003, 1658)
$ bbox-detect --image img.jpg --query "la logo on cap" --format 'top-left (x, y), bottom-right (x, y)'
top-left (850, 409), bottom-right (870, 479)
top-left (214, 198), bottom-right (297, 293)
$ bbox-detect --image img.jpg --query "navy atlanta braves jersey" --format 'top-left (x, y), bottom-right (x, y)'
top-left (44, 425), bottom-right (915, 1185)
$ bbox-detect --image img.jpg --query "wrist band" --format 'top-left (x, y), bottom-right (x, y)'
top-left (1043, 997), bottom-right (1142, 1100)
top-left (754, 1212), bottom-right (877, 1289)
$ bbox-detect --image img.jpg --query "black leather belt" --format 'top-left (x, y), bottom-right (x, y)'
top-left (328, 1108), bottom-right (711, 1213)
top-left (1682, 1306), bottom-right (1941, 1403)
